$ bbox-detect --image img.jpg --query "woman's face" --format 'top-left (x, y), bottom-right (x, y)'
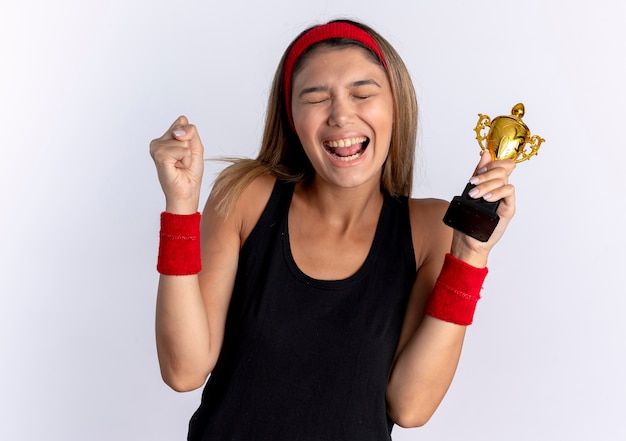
top-left (291, 46), bottom-right (394, 190)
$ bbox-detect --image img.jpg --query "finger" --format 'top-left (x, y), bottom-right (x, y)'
top-left (468, 163), bottom-right (509, 195)
top-left (473, 150), bottom-right (492, 175)
top-left (468, 158), bottom-right (515, 191)
top-left (489, 159), bottom-right (516, 177)
top-left (175, 153), bottom-right (193, 170)
top-left (467, 177), bottom-right (506, 201)
top-left (489, 185), bottom-right (516, 226)
top-left (171, 122), bottom-right (198, 141)
top-left (150, 117), bottom-right (204, 172)
top-left (151, 144), bottom-right (192, 167)
top-left (158, 115), bottom-right (189, 140)
top-left (470, 171), bottom-right (510, 199)
top-left (171, 123), bottom-right (204, 161)
top-left (481, 182), bottom-right (515, 203)
top-left (477, 158), bottom-right (516, 178)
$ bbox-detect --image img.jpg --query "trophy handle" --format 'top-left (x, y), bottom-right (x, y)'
top-left (474, 114), bottom-right (492, 154)
top-left (516, 134), bottom-right (546, 163)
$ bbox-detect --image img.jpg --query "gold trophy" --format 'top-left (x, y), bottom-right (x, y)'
top-left (443, 103), bottom-right (545, 241)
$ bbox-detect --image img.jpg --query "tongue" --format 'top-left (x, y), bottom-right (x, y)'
top-left (331, 143), bottom-right (363, 157)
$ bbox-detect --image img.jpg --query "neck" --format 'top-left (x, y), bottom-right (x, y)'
top-left (295, 177), bottom-right (384, 233)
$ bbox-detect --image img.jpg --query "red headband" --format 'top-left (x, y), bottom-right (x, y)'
top-left (283, 21), bottom-right (388, 130)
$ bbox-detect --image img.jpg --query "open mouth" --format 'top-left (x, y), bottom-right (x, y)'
top-left (323, 136), bottom-right (370, 162)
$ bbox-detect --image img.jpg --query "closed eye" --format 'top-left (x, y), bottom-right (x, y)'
top-left (298, 86), bottom-right (330, 104)
top-left (351, 81), bottom-right (380, 100)
top-left (305, 97), bottom-right (329, 104)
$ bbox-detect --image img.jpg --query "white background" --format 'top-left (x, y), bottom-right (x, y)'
top-left (1, 0), bottom-right (625, 440)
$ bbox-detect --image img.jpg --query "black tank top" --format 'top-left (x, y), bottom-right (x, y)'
top-left (188, 180), bottom-right (416, 441)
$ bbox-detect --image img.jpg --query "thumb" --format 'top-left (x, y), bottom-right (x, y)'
top-left (473, 150), bottom-right (492, 175)
top-left (171, 116), bottom-right (191, 140)
top-left (159, 115), bottom-right (189, 139)
top-left (172, 115), bottom-right (188, 129)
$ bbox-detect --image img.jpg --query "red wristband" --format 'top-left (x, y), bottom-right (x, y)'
top-left (157, 212), bottom-right (202, 276)
top-left (425, 254), bottom-right (488, 325)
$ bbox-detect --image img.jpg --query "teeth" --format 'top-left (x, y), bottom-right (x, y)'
top-left (329, 151), bottom-right (362, 161)
top-left (324, 137), bottom-right (367, 148)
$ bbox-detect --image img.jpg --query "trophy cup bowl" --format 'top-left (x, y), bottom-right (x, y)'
top-left (442, 103), bottom-right (545, 242)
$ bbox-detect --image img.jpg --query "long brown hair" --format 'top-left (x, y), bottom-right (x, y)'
top-left (212, 19), bottom-right (418, 215)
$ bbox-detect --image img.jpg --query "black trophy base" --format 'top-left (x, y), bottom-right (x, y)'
top-left (443, 183), bottom-right (501, 242)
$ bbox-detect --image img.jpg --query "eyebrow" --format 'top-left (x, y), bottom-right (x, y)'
top-left (298, 79), bottom-right (381, 98)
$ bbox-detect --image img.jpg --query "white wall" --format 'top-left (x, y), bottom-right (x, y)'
top-left (1, 0), bottom-right (624, 439)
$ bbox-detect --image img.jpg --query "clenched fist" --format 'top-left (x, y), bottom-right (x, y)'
top-left (150, 116), bottom-right (204, 214)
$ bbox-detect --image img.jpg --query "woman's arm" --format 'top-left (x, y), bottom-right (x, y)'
top-left (386, 153), bottom-right (516, 426)
top-left (155, 194), bottom-right (241, 392)
top-left (150, 117), bottom-right (241, 392)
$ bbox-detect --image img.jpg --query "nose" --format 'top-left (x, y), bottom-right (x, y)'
top-left (327, 96), bottom-right (354, 127)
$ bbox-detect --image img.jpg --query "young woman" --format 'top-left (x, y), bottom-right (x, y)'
top-left (150, 19), bottom-right (515, 441)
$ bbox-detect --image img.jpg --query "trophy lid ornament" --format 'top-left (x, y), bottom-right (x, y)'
top-left (474, 103), bottom-right (545, 163)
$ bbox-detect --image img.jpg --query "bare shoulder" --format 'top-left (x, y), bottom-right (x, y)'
top-left (407, 197), bottom-right (453, 268)
top-left (234, 174), bottom-right (277, 242)
top-left (408, 197), bottom-right (450, 231)
top-left (198, 172), bottom-right (276, 277)
top-left (203, 173), bottom-right (276, 246)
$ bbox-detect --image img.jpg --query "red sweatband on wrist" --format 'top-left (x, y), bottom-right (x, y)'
top-left (157, 212), bottom-right (202, 276)
top-left (425, 254), bottom-right (488, 326)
